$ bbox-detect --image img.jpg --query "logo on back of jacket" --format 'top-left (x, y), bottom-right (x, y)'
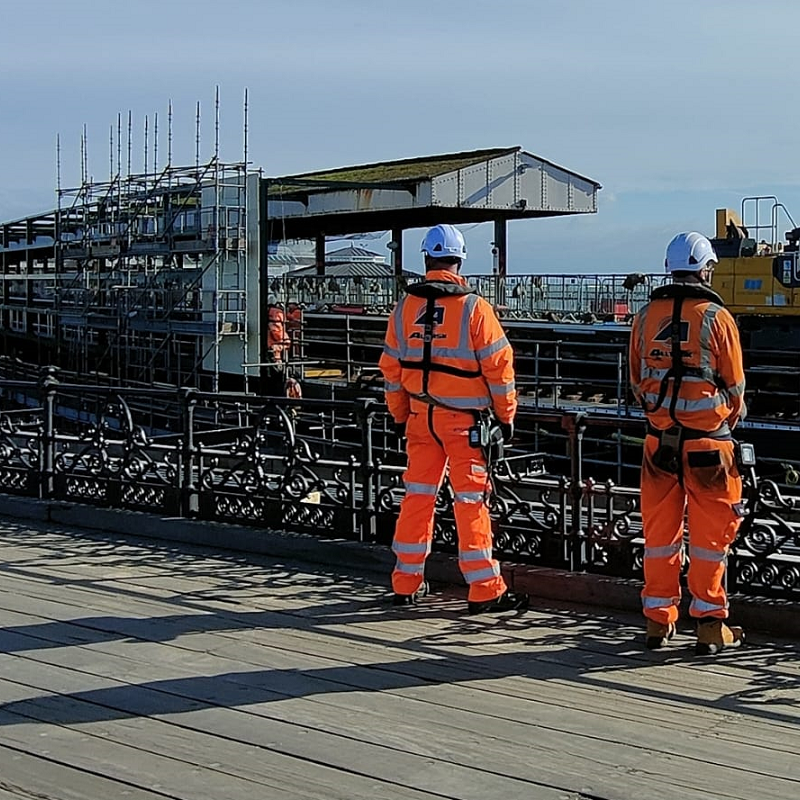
top-left (410, 305), bottom-right (447, 339)
top-left (648, 317), bottom-right (693, 360)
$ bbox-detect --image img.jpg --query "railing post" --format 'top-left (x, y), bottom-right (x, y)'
top-left (358, 398), bottom-right (377, 542)
top-left (38, 366), bottom-right (59, 500)
top-left (561, 411), bottom-right (587, 570)
top-left (179, 387), bottom-right (199, 518)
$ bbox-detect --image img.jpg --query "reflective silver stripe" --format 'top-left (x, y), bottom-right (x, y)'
top-left (460, 294), bottom-right (479, 356)
top-left (640, 392), bottom-right (726, 412)
top-left (728, 380), bottom-right (746, 397)
top-left (644, 543), bottom-right (683, 559)
top-left (689, 545), bottom-right (727, 563)
top-left (699, 304), bottom-right (721, 374)
top-left (454, 491), bottom-right (484, 504)
top-left (438, 394), bottom-right (490, 408)
top-left (394, 560), bottom-right (424, 575)
top-left (462, 563), bottom-right (501, 584)
top-left (637, 306), bottom-right (649, 384)
top-left (489, 381), bottom-right (515, 396)
top-left (690, 597), bottom-right (728, 614)
top-left (640, 367), bottom-right (717, 384)
top-left (404, 481), bottom-right (438, 495)
top-left (460, 548), bottom-right (493, 562)
top-left (394, 297), bottom-right (408, 358)
top-left (383, 345), bottom-right (401, 360)
top-left (476, 336), bottom-right (510, 361)
top-left (384, 381), bottom-right (402, 392)
top-left (393, 541), bottom-right (430, 555)
top-left (642, 595), bottom-right (677, 609)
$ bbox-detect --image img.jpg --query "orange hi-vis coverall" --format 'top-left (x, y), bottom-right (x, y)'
top-left (378, 270), bottom-right (517, 603)
top-left (267, 305), bottom-right (290, 362)
top-left (629, 282), bottom-right (747, 626)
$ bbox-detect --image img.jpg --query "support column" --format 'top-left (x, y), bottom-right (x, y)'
top-left (493, 218), bottom-right (508, 309)
top-left (315, 233), bottom-right (326, 276)
top-left (390, 227), bottom-right (403, 277)
top-left (493, 218), bottom-right (507, 278)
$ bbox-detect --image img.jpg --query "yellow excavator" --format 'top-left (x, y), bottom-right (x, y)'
top-left (712, 198), bottom-right (800, 316)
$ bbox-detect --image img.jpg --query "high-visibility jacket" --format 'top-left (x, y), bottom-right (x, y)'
top-left (379, 270), bottom-right (517, 424)
top-left (629, 283), bottom-right (746, 432)
top-left (267, 305), bottom-right (290, 361)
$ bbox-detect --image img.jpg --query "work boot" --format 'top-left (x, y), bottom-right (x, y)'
top-left (695, 618), bottom-right (745, 656)
top-left (468, 590), bottom-right (529, 616)
top-left (645, 620), bottom-right (676, 650)
top-left (392, 581), bottom-right (429, 606)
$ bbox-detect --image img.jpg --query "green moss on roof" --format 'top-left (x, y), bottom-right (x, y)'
top-left (268, 147), bottom-right (518, 195)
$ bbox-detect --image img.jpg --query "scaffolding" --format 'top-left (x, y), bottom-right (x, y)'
top-left (54, 157), bottom-right (251, 390)
top-left (1, 93), bottom-right (256, 392)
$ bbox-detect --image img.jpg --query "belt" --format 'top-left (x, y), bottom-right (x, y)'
top-left (646, 422), bottom-right (731, 441)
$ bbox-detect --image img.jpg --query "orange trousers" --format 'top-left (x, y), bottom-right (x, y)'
top-left (640, 434), bottom-right (742, 625)
top-left (391, 403), bottom-right (507, 603)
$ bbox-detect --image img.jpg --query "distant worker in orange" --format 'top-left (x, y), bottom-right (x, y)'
top-left (267, 303), bottom-right (290, 362)
top-left (379, 224), bottom-right (527, 614)
top-left (630, 232), bottom-right (747, 655)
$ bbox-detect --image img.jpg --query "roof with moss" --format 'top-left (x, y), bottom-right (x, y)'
top-left (268, 147), bottom-right (518, 193)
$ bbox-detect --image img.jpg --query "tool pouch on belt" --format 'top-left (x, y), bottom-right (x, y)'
top-left (468, 412), bottom-right (505, 462)
top-left (652, 427), bottom-right (683, 474)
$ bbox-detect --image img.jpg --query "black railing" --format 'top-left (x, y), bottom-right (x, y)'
top-left (1, 373), bottom-right (799, 599)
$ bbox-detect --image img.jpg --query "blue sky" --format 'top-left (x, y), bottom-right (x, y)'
top-left (2, 0), bottom-right (800, 274)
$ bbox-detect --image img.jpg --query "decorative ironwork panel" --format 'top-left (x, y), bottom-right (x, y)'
top-left (730, 480), bottom-right (800, 598)
top-left (52, 395), bottom-right (180, 514)
top-left (0, 413), bottom-right (39, 496)
top-left (198, 403), bottom-right (360, 538)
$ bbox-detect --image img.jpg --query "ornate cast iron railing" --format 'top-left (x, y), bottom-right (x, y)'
top-left (0, 373), bottom-right (798, 599)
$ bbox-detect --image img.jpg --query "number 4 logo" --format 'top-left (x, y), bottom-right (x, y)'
top-left (414, 305), bottom-right (445, 326)
top-left (653, 320), bottom-right (689, 342)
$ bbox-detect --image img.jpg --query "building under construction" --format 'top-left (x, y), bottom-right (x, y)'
top-left (0, 136), bottom-right (601, 392)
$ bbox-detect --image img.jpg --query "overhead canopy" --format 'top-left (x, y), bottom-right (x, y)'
top-left (264, 146), bottom-right (601, 240)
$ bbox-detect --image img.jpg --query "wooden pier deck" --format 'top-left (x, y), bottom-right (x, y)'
top-left (0, 516), bottom-right (798, 800)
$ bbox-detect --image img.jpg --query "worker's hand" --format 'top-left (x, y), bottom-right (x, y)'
top-left (499, 421), bottom-right (514, 442)
top-left (394, 420), bottom-right (407, 439)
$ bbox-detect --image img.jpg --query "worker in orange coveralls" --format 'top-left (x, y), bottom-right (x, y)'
top-left (378, 224), bottom-right (528, 615)
top-left (267, 303), bottom-right (291, 362)
top-left (630, 232), bottom-right (747, 655)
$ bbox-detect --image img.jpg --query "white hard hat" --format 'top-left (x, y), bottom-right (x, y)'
top-left (420, 224), bottom-right (467, 261)
top-left (665, 232), bottom-right (717, 273)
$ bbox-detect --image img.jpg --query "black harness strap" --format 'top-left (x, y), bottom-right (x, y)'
top-left (648, 295), bottom-right (685, 422)
top-left (421, 296), bottom-right (436, 397)
top-left (666, 295), bottom-right (685, 425)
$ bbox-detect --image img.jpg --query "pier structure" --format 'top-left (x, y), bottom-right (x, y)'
top-left (1, 140), bottom-right (600, 393)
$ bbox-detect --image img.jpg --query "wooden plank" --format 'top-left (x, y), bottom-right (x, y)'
top-left (0, 742), bottom-right (176, 800)
top-left (0, 617), bottom-right (797, 800)
top-left (0, 699), bottom-right (441, 800)
top-left (1, 524), bottom-right (799, 800)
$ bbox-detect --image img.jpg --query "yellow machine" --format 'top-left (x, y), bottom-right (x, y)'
top-left (712, 204), bottom-right (800, 316)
